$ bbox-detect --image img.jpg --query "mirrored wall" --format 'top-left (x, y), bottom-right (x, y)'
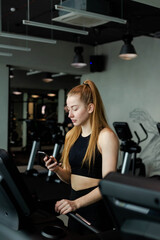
top-left (9, 67), bottom-right (80, 163)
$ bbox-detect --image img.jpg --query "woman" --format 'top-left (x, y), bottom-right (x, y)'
top-left (44, 80), bottom-right (119, 235)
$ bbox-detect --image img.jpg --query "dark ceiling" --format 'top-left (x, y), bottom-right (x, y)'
top-left (2, 0), bottom-right (160, 46)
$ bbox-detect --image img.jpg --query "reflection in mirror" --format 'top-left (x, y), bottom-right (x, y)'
top-left (9, 89), bottom-right (58, 164)
top-left (9, 68), bottom-right (80, 167)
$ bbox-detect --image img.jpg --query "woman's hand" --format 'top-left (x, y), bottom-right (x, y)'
top-left (43, 155), bottom-right (62, 172)
top-left (55, 199), bottom-right (78, 215)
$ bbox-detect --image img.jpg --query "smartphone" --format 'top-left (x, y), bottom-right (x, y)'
top-left (37, 151), bottom-right (49, 158)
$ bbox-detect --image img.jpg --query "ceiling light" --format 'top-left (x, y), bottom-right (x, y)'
top-left (0, 52), bottom-right (12, 57)
top-left (42, 73), bottom-right (54, 83)
top-left (12, 90), bottom-right (22, 95)
top-left (0, 32), bottom-right (56, 44)
top-left (71, 46), bottom-right (87, 68)
top-left (119, 34), bottom-right (137, 60)
top-left (51, 72), bottom-right (67, 78)
top-left (74, 76), bottom-right (81, 79)
top-left (0, 44), bottom-right (31, 52)
top-left (26, 70), bottom-right (42, 76)
top-left (10, 7), bottom-right (16, 12)
top-left (23, 20), bottom-right (88, 36)
top-left (9, 70), bottom-right (14, 79)
top-left (47, 93), bottom-right (56, 97)
top-left (31, 95), bottom-right (40, 98)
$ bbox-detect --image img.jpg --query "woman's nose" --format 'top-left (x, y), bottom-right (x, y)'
top-left (68, 111), bottom-right (73, 118)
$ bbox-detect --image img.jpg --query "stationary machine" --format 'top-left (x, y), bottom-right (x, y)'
top-left (113, 122), bottom-right (147, 176)
top-left (25, 120), bottom-right (64, 178)
top-left (2, 148), bottom-right (160, 240)
top-left (0, 148), bottom-right (114, 240)
top-left (0, 148), bottom-right (102, 240)
top-left (0, 149), bottom-right (67, 239)
top-left (99, 172), bottom-right (160, 240)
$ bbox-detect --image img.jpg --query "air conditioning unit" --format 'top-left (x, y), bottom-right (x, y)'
top-left (53, 0), bottom-right (110, 28)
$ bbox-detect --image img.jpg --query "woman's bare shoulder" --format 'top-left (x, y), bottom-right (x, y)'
top-left (98, 127), bottom-right (119, 142)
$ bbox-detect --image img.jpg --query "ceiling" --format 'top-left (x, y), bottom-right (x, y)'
top-left (2, 0), bottom-right (160, 94)
top-left (1, 0), bottom-right (160, 46)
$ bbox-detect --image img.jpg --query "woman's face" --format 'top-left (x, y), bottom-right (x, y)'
top-left (66, 94), bottom-right (93, 127)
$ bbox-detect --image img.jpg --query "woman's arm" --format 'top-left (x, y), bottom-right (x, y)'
top-left (98, 128), bottom-right (119, 177)
top-left (44, 156), bottom-right (71, 184)
top-left (55, 187), bottom-right (102, 215)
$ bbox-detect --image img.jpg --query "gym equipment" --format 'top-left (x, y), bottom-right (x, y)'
top-left (68, 212), bottom-right (100, 234)
top-left (0, 148), bottom-right (111, 240)
top-left (23, 120), bottom-right (64, 178)
top-left (0, 149), bottom-right (65, 231)
top-left (46, 127), bottom-right (64, 182)
top-left (25, 139), bottom-right (41, 175)
top-left (99, 172), bottom-right (160, 240)
top-left (113, 122), bottom-right (147, 176)
top-left (17, 120), bottom-right (68, 214)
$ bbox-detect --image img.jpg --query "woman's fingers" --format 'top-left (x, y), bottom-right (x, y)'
top-left (44, 156), bottom-right (58, 171)
top-left (43, 155), bottom-right (49, 161)
top-left (55, 200), bottom-right (73, 214)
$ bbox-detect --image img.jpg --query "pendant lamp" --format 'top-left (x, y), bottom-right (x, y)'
top-left (71, 46), bottom-right (87, 68)
top-left (119, 34), bottom-right (137, 60)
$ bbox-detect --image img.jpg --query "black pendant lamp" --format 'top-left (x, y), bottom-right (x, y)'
top-left (71, 46), bottom-right (87, 68)
top-left (42, 73), bottom-right (53, 83)
top-left (119, 34), bottom-right (137, 60)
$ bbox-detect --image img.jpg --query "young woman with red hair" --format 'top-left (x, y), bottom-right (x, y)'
top-left (44, 79), bottom-right (119, 235)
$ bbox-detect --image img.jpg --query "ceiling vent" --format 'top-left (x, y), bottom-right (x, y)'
top-left (53, 0), bottom-right (111, 28)
top-left (131, 0), bottom-right (160, 9)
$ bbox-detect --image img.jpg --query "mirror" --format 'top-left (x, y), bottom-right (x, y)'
top-left (9, 67), bottom-right (80, 165)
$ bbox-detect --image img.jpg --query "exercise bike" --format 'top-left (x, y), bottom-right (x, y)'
top-left (113, 122), bottom-right (148, 176)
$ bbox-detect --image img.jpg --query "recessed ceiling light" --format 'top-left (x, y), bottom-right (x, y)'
top-left (31, 94), bottom-right (40, 98)
top-left (12, 90), bottom-right (22, 95)
top-left (10, 7), bottom-right (16, 12)
top-left (47, 93), bottom-right (56, 97)
top-left (74, 76), bottom-right (81, 79)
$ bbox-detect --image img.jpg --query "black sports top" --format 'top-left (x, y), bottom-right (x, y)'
top-left (69, 134), bottom-right (102, 179)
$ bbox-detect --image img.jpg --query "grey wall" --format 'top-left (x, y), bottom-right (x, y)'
top-left (0, 38), bottom-right (93, 75)
top-left (82, 36), bottom-right (160, 177)
top-left (0, 64), bottom-right (9, 150)
top-left (1, 35), bottom-right (160, 177)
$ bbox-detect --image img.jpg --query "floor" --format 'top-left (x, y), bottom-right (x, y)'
top-left (57, 215), bottom-right (69, 227)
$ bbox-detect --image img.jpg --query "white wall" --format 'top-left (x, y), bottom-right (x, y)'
top-left (82, 36), bottom-right (160, 177)
top-left (1, 35), bottom-right (160, 176)
top-left (0, 64), bottom-right (9, 150)
top-left (0, 38), bottom-right (93, 75)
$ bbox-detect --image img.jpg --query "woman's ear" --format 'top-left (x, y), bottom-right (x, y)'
top-left (88, 103), bottom-right (94, 113)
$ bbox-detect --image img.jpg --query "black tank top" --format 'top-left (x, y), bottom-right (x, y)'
top-left (69, 134), bottom-right (102, 179)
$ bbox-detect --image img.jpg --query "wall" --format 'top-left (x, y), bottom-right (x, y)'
top-left (0, 64), bottom-right (9, 150)
top-left (0, 38), bottom-right (93, 151)
top-left (82, 36), bottom-right (160, 177)
top-left (1, 35), bottom-right (160, 176)
top-left (0, 38), bottom-right (93, 75)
